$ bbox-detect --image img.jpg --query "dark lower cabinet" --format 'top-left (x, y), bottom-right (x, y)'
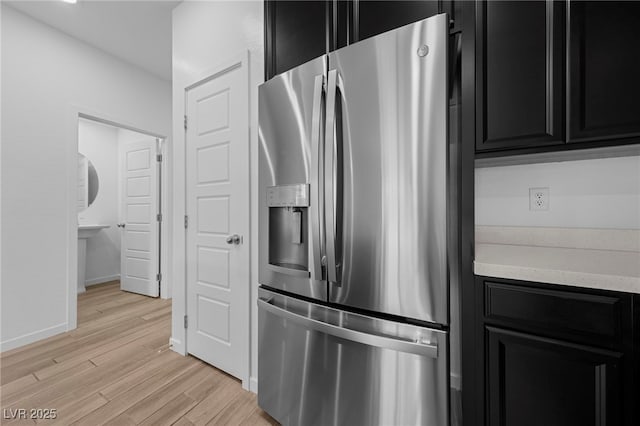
top-left (469, 277), bottom-right (638, 426)
top-left (487, 326), bottom-right (622, 426)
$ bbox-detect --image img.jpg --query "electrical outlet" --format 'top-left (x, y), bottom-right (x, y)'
top-left (529, 187), bottom-right (549, 211)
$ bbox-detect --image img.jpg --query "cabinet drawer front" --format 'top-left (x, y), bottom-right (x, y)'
top-left (484, 281), bottom-right (628, 346)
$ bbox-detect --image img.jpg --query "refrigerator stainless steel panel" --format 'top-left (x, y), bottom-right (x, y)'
top-left (258, 287), bottom-right (449, 426)
top-left (258, 56), bottom-right (327, 300)
top-left (326, 15), bottom-right (449, 324)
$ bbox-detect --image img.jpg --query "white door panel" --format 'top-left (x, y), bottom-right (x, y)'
top-left (186, 58), bottom-right (249, 382)
top-left (120, 138), bottom-right (159, 297)
top-left (127, 204), bottom-right (151, 224)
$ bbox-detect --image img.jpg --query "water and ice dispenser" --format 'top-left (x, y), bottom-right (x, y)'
top-left (267, 184), bottom-right (310, 275)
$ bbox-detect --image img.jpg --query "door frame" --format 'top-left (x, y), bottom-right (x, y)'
top-left (66, 106), bottom-right (170, 331)
top-left (174, 51), bottom-right (251, 389)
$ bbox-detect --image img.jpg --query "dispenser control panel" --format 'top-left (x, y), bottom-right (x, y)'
top-left (267, 184), bottom-right (309, 207)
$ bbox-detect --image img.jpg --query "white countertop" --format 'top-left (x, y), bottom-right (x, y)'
top-left (474, 227), bottom-right (640, 294)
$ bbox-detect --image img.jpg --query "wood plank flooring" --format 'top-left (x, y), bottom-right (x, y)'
top-left (0, 282), bottom-right (278, 425)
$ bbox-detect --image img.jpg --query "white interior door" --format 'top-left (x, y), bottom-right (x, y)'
top-left (120, 138), bottom-right (159, 297)
top-left (186, 57), bottom-right (249, 381)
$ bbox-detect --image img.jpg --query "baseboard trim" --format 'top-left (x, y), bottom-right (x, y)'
top-left (85, 274), bottom-right (120, 286)
top-left (170, 337), bottom-right (186, 355)
top-left (0, 322), bottom-right (67, 352)
top-left (250, 376), bottom-right (258, 394)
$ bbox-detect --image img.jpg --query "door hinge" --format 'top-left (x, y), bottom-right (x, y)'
top-left (157, 213), bottom-right (162, 222)
top-left (156, 273), bottom-right (162, 281)
top-left (184, 315), bottom-right (188, 329)
top-left (184, 115), bottom-right (188, 131)
top-left (156, 154), bottom-right (163, 162)
top-left (184, 215), bottom-right (189, 229)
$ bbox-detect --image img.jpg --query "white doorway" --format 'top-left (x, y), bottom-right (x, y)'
top-left (74, 115), bottom-right (168, 309)
top-left (184, 55), bottom-right (250, 382)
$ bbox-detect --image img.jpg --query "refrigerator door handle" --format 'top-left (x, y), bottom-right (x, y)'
top-left (324, 69), bottom-right (341, 284)
top-left (309, 74), bottom-right (325, 281)
top-left (258, 297), bottom-right (439, 358)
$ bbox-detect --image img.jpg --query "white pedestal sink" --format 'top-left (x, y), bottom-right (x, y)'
top-left (78, 225), bottom-right (110, 294)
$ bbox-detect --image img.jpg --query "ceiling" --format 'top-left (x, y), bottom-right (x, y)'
top-left (6, 0), bottom-right (181, 81)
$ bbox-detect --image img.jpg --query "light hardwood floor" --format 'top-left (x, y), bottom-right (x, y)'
top-left (0, 282), bottom-right (278, 426)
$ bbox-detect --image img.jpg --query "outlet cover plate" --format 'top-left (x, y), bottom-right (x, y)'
top-left (529, 187), bottom-right (549, 211)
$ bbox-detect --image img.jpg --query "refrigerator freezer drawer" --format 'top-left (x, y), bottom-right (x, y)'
top-left (258, 288), bottom-right (449, 426)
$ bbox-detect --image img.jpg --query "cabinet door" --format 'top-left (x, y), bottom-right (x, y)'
top-left (568, 1), bottom-right (640, 144)
top-left (487, 326), bottom-right (622, 426)
top-left (353, 0), bottom-right (439, 42)
top-left (332, 0), bottom-right (350, 51)
top-left (265, 1), bottom-right (328, 79)
top-left (476, 1), bottom-right (565, 152)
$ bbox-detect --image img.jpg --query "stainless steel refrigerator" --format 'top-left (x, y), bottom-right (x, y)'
top-left (258, 13), bottom-right (460, 425)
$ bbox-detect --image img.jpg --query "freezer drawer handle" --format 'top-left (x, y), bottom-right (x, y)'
top-left (258, 298), bottom-right (438, 358)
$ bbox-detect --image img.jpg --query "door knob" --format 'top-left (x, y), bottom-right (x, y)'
top-left (117, 223), bottom-right (126, 228)
top-left (226, 234), bottom-right (241, 245)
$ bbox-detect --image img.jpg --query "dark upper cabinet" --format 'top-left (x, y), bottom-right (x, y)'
top-left (265, 1), bottom-right (328, 79)
top-left (568, 1), bottom-right (640, 144)
top-left (476, 0), bottom-right (640, 154)
top-left (486, 326), bottom-right (623, 426)
top-left (333, 0), bottom-right (350, 50)
top-left (476, 1), bottom-right (565, 152)
top-left (265, 0), bottom-right (447, 80)
top-left (352, 1), bottom-right (439, 42)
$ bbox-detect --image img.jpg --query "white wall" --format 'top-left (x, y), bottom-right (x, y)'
top-left (118, 126), bottom-right (156, 146)
top-left (171, 1), bottom-right (263, 392)
top-left (475, 155), bottom-right (640, 229)
top-left (0, 5), bottom-right (171, 351)
top-left (78, 119), bottom-right (121, 285)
